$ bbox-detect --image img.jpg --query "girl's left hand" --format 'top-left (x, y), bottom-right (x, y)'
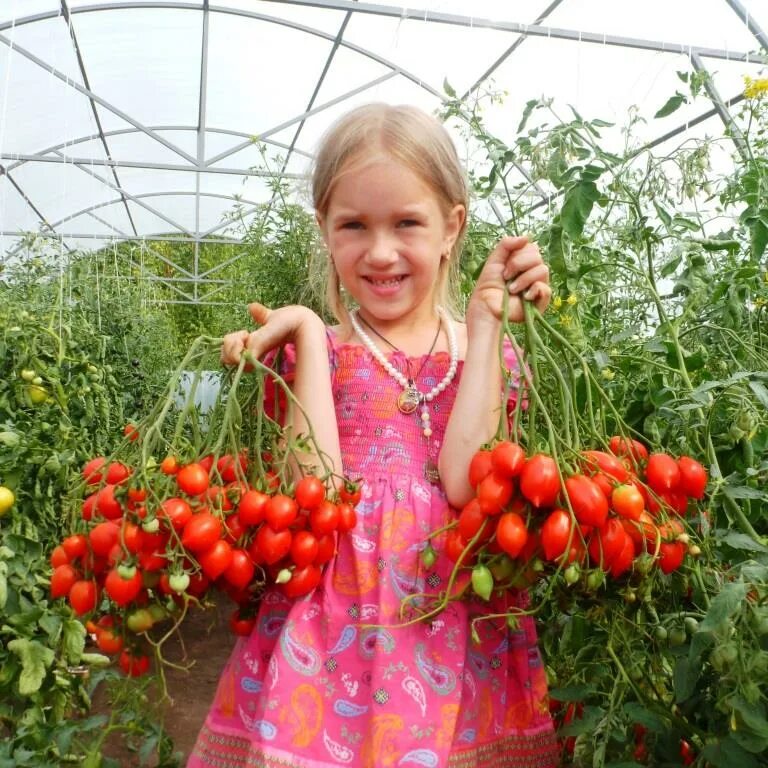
top-left (467, 235), bottom-right (551, 327)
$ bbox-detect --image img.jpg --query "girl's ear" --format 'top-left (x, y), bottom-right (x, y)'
top-left (443, 203), bottom-right (466, 257)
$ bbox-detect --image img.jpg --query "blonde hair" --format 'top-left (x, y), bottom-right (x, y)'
top-left (309, 103), bottom-right (469, 324)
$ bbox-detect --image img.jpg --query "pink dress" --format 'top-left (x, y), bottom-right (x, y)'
top-left (188, 329), bottom-right (558, 768)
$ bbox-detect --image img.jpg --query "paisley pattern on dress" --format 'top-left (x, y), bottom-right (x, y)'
top-left (187, 332), bottom-right (558, 768)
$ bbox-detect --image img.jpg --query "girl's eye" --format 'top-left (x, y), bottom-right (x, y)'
top-left (341, 221), bottom-right (363, 230)
top-left (398, 219), bottom-right (420, 228)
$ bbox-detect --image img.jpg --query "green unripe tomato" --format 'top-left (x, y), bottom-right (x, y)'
top-left (563, 564), bottom-right (580, 586)
top-left (117, 564), bottom-right (137, 580)
top-left (421, 544), bottom-right (436, 569)
top-left (126, 608), bottom-right (154, 633)
top-left (147, 603), bottom-right (167, 623)
top-left (668, 627), bottom-right (687, 647)
top-left (471, 565), bottom-right (494, 601)
top-left (654, 625), bottom-right (668, 644)
top-left (20, 369), bottom-right (36, 381)
top-left (169, 572), bottom-right (190, 594)
top-left (141, 518), bottom-right (160, 533)
top-left (684, 617), bottom-right (700, 635)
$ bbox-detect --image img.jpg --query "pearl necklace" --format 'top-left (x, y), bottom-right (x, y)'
top-left (349, 306), bottom-right (459, 440)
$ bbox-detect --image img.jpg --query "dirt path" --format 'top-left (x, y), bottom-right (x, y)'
top-left (95, 599), bottom-right (237, 766)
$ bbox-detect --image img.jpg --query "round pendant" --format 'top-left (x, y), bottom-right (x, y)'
top-left (397, 387), bottom-right (420, 414)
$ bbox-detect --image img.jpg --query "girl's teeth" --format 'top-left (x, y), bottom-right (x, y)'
top-left (371, 277), bottom-right (401, 287)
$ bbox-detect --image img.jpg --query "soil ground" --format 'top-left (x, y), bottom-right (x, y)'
top-left (92, 599), bottom-right (236, 767)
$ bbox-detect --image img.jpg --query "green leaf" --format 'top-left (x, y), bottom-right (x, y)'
top-left (719, 531), bottom-right (768, 553)
top-left (655, 93), bottom-right (686, 118)
top-left (517, 99), bottom-right (538, 134)
top-left (7, 638), bottom-right (55, 695)
top-left (702, 735), bottom-right (759, 767)
top-left (699, 581), bottom-right (749, 633)
top-left (749, 381), bottom-right (768, 410)
top-left (561, 179), bottom-right (601, 239)
top-left (723, 485), bottom-right (766, 500)
top-left (0, 571), bottom-right (6, 610)
top-left (62, 618), bottom-right (86, 664)
top-left (750, 217), bottom-right (768, 260)
top-left (549, 683), bottom-right (593, 701)
top-left (622, 702), bottom-right (665, 732)
top-left (442, 78), bottom-right (456, 98)
top-left (673, 656), bottom-right (698, 702)
top-left (653, 201), bottom-right (672, 228)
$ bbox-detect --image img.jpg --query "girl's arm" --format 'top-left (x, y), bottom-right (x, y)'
top-left (439, 236), bottom-right (550, 508)
top-left (221, 302), bottom-right (342, 479)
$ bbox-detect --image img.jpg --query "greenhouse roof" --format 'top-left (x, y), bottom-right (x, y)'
top-left (1, 0), bottom-right (767, 300)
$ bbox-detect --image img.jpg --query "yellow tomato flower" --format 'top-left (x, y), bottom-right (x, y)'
top-left (567, 293), bottom-right (578, 306)
top-left (553, 296), bottom-right (563, 310)
top-left (744, 75), bottom-right (768, 99)
top-left (601, 368), bottom-right (615, 381)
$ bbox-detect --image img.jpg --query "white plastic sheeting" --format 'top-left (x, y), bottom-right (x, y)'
top-left (0, 0), bottom-right (766, 291)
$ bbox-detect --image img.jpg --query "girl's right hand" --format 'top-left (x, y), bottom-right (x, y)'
top-left (220, 302), bottom-right (324, 366)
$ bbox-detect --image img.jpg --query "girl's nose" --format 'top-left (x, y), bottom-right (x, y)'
top-left (366, 233), bottom-right (398, 266)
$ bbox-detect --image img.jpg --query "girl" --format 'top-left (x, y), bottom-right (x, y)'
top-left (188, 103), bottom-right (559, 768)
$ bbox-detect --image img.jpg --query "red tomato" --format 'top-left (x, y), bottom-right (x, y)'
top-left (176, 462), bottom-right (210, 496)
top-left (580, 450), bottom-right (629, 484)
top-left (51, 564), bottom-right (78, 599)
top-left (495, 511), bottom-right (528, 559)
top-left (590, 472), bottom-right (614, 499)
top-left (62, 534), bottom-right (88, 561)
top-left (224, 514), bottom-right (246, 544)
top-left (104, 567), bottom-right (143, 607)
top-left (458, 497), bottom-right (494, 542)
top-left (658, 540), bottom-right (685, 574)
top-left (89, 521), bottom-right (120, 557)
top-left (468, 449), bottom-right (493, 488)
top-left (678, 456), bottom-right (707, 500)
top-left (608, 436), bottom-right (649, 464)
top-left (313, 533), bottom-right (336, 565)
top-left (490, 441), bottom-right (526, 479)
top-left (159, 497), bottom-right (193, 531)
top-left (229, 609), bottom-right (256, 637)
top-left (587, 517), bottom-right (626, 568)
top-left (645, 453), bottom-right (681, 495)
top-left (609, 529), bottom-right (635, 578)
top-left (96, 627), bottom-right (124, 655)
top-left (282, 564), bottom-right (322, 598)
top-left (123, 423), bottom-right (139, 442)
top-left (68, 579), bottom-right (98, 615)
top-left (519, 454), bottom-right (560, 508)
top-left (127, 487), bottom-right (147, 506)
top-left (95, 484), bottom-right (123, 520)
top-left (217, 453), bottom-right (247, 483)
top-left (294, 476), bottom-right (326, 510)
top-left (223, 548), bottom-right (255, 589)
top-left (444, 529), bottom-right (473, 565)
top-left (160, 456), bottom-right (179, 475)
top-left (82, 456), bottom-right (106, 485)
top-left (198, 454), bottom-right (215, 473)
top-left (105, 462), bottom-right (131, 485)
top-left (540, 509), bottom-right (574, 561)
top-left (255, 524), bottom-right (292, 565)
top-left (611, 483), bottom-right (645, 521)
top-left (336, 502), bottom-right (357, 534)
top-left (565, 474), bottom-right (609, 528)
top-left (309, 500), bottom-right (340, 536)
top-left (198, 539), bottom-right (234, 580)
top-left (181, 512), bottom-right (222, 553)
top-left (339, 481), bottom-right (362, 506)
top-left (50, 545), bottom-right (69, 568)
top-left (265, 494), bottom-right (299, 531)
top-left (118, 649), bottom-right (150, 677)
top-left (291, 530), bottom-right (320, 568)
top-left (476, 471), bottom-right (514, 515)
top-left (81, 493), bottom-right (97, 521)
top-left (238, 489), bottom-right (269, 527)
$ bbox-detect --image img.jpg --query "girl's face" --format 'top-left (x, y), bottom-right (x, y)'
top-left (318, 157), bottom-right (464, 330)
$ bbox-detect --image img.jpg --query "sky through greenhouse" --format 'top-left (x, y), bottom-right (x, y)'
top-left (0, 0), bottom-right (766, 302)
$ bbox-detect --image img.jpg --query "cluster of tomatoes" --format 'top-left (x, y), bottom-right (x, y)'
top-left (440, 435), bottom-right (708, 600)
top-left (49, 442), bottom-right (359, 676)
